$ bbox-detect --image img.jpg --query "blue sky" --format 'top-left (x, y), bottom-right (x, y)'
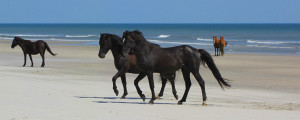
top-left (1, 0), bottom-right (299, 23)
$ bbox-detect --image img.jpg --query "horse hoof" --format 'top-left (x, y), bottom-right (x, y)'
top-left (141, 94), bottom-right (146, 102)
top-left (114, 89), bottom-right (119, 96)
top-left (202, 101), bottom-right (207, 106)
top-left (148, 101), bottom-right (154, 104)
top-left (174, 95), bottom-right (178, 100)
top-left (177, 101), bottom-right (183, 105)
top-left (156, 96), bottom-right (162, 100)
top-left (120, 95), bottom-right (126, 99)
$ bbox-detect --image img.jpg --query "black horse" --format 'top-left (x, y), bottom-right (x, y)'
top-left (11, 37), bottom-right (57, 67)
top-left (122, 30), bottom-right (231, 105)
top-left (98, 33), bottom-right (178, 99)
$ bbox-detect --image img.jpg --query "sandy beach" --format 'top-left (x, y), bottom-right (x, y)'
top-left (1, 40), bottom-right (300, 120)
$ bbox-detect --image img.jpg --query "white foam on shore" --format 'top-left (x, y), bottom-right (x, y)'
top-left (0, 34), bottom-right (55, 37)
top-left (157, 34), bottom-right (170, 38)
top-left (246, 40), bottom-right (300, 45)
top-left (149, 39), bottom-right (212, 46)
top-left (246, 45), bottom-right (294, 49)
top-left (196, 38), bottom-right (212, 41)
top-left (65, 35), bottom-right (98, 38)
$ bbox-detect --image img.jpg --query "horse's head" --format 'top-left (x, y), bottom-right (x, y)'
top-left (213, 36), bottom-right (217, 43)
top-left (122, 30), bottom-right (144, 58)
top-left (11, 37), bottom-right (20, 48)
top-left (98, 33), bottom-right (114, 58)
top-left (220, 36), bottom-right (224, 40)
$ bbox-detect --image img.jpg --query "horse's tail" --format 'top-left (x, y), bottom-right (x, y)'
top-left (45, 42), bottom-right (57, 56)
top-left (198, 49), bottom-right (231, 89)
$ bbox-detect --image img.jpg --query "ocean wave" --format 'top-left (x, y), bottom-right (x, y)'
top-left (246, 45), bottom-right (295, 49)
top-left (0, 37), bottom-right (14, 40)
top-left (40, 38), bottom-right (98, 42)
top-left (0, 34), bottom-right (55, 37)
top-left (157, 34), bottom-right (171, 38)
top-left (65, 35), bottom-right (99, 38)
top-left (246, 40), bottom-right (300, 45)
top-left (196, 38), bottom-right (212, 41)
top-left (0, 36), bottom-right (98, 42)
top-left (149, 39), bottom-right (212, 46)
top-left (197, 38), bottom-right (242, 42)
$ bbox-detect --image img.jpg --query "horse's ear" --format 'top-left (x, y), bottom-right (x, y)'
top-left (133, 30), bottom-right (142, 36)
top-left (123, 30), bottom-right (129, 34)
top-left (138, 32), bottom-right (142, 36)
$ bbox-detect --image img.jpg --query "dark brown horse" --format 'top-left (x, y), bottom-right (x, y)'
top-left (122, 30), bottom-right (231, 105)
top-left (98, 33), bottom-right (178, 99)
top-left (213, 36), bottom-right (227, 56)
top-left (11, 37), bottom-right (57, 67)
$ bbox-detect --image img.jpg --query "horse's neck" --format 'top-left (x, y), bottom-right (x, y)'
top-left (135, 41), bottom-right (153, 57)
top-left (110, 44), bottom-right (123, 60)
top-left (17, 39), bottom-right (27, 48)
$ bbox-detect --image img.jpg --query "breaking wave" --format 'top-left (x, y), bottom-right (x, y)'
top-left (157, 34), bottom-right (170, 38)
top-left (149, 39), bottom-right (212, 46)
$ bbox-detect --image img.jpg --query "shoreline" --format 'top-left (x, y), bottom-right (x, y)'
top-left (5, 39), bottom-right (300, 57)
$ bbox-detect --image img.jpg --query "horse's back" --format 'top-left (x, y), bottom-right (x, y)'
top-left (29, 40), bottom-right (47, 54)
top-left (152, 45), bottom-right (199, 73)
top-left (214, 39), bottom-right (221, 44)
top-left (220, 37), bottom-right (226, 47)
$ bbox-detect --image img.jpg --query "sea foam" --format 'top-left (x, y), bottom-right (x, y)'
top-left (196, 38), bottom-right (212, 41)
top-left (247, 40), bottom-right (286, 44)
top-left (65, 35), bottom-right (98, 38)
top-left (157, 34), bottom-right (170, 38)
top-left (149, 39), bottom-right (212, 46)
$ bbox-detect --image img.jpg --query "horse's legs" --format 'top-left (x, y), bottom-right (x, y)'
top-left (192, 71), bottom-right (207, 106)
top-left (214, 47), bottom-right (217, 56)
top-left (221, 47), bottom-right (224, 56)
top-left (157, 76), bottom-right (167, 99)
top-left (112, 68), bottom-right (127, 96)
top-left (29, 54), bottom-right (33, 67)
top-left (40, 51), bottom-right (45, 67)
top-left (178, 67), bottom-right (191, 105)
top-left (146, 71), bottom-right (156, 104)
top-left (23, 53), bottom-right (27, 67)
top-left (158, 74), bottom-right (178, 100)
top-left (120, 74), bottom-right (128, 99)
top-left (170, 75), bottom-right (178, 100)
top-left (134, 72), bottom-right (147, 101)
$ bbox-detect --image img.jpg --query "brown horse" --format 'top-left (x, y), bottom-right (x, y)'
top-left (11, 37), bottom-right (57, 67)
top-left (213, 36), bottom-right (227, 56)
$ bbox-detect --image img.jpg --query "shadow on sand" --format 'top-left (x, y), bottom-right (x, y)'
top-left (75, 96), bottom-right (151, 100)
top-left (75, 96), bottom-right (204, 106)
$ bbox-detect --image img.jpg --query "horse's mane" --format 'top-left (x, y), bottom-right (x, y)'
top-left (14, 36), bottom-right (24, 41)
top-left (102, 33), bottom-right (123, 45)
top-left (132, 30), bottom-right (161, 48)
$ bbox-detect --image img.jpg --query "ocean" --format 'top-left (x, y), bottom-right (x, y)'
top-left (1, 23), bottom-right (300, 56)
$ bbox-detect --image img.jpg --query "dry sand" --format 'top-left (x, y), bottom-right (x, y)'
top-left (0, 41), bottom-right (300, 120)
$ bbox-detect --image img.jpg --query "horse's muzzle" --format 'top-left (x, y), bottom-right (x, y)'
top-left (98, 53), bottom-right (105, 58)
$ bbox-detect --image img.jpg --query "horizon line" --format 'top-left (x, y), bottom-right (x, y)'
top-left (0, 22), bottom-right (300, 24)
